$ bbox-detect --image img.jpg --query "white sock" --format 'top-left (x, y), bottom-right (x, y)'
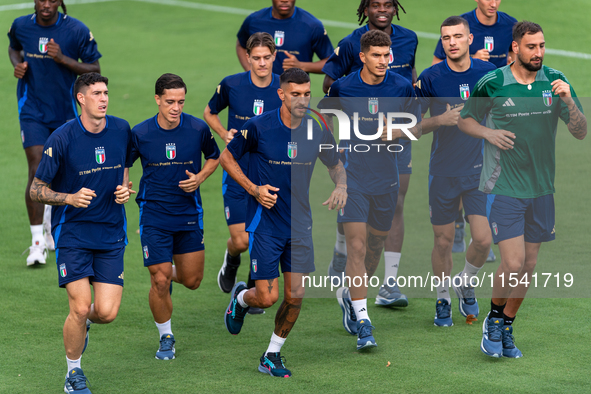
top-left (335, 228), bottom-right (347, 255)
top-left (436, 277), bottom-right (451, 303)
top-left (31, 224), bottom-right (44, 247)
top-left (237, 289), bottom-right (249, 308)
top-left (266, 332), bottom-right (286, 355)
top-left (460, 259), bottom-right (481, 284)
top-left (155, 319), bottom-right (172, 338)
top-left (86, 318), bottom-right (94, 326)
top-left (351, 298), bottom-right (370, 321)
top-left (66, 356), bottom-right (81, 373)
top-left (383, 252), bottom-right (401, 285)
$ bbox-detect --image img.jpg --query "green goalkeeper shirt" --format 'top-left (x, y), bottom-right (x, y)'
top-left (460, 64), bottom-right (583, 199)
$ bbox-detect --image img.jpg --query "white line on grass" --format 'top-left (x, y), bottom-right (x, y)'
top-left (2, 0), bottom-right (591, 60)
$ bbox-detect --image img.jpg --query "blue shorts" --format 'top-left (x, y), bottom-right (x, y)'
top-left (222, 171), bottom-right (247, 226)
top-left (486, 194), bottom-right (555, 244)
top-left (140, 226), bottom-right (204, 267)
top-left (56, 246), bottom-right (125, 288)
top-left (20, 119), bottom-right (56, 149)
top-left (337, 188), bottom-right (398, 232)
top-left (248, 233), bottom-right (315, 280)
top-left (397, 139), bottom-right (412, 175)
top-left (429, 174), bottom-right (487, 225)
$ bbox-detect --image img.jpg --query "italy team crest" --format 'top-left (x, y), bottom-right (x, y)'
top-left (225, 206), bottom-right (230, 220)
top-left (460, 84), bottom-right (470, 100)
top-left (274, 31), bottom-right (285, 47)
top-left (252, 259), bottom-right (258, 273)
top-left (59, 264), bottom-right (67, 277)
top-left (368, 98), bottom-right (379, 115)
top-left (542, 90), bottom-right (553, 107)
top-left (143, 246), bottom-right (149, 259)
top-left (39, 37), bottom-right (48, 54)
top-left (492, 222), bottom-right (498, 236)
top-left (389, 48), bottom-right (394, 64)
top-left (288, 142), bottom-right (297, 159)
top-left (95, 147), bottom-right (105, 164)
top-left (253, 100), bottom-right (264, 116)
top-left (166, 143), bottom-right (176, 160)
top-left (484, 36), bottom-right (494, 52)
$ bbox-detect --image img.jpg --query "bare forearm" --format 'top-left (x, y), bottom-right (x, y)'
top-left (30, 178), bottom-right (69, 205)
top-left (236, 41), bottom-right (250, 71)
top-left (566, 103), bottom-right (587, 140)
top-left (458, 116), bottom-right (488, 139)
top-left (322, 75), bottom-right (334, 94)
top-left (8, 46), bottom-right (23, 67)
top-left (197, 158), bottom-right (219, 183)
top-left (327, 161), bottom-right (346, 186)
top-left (421, 114), bottom-right (440, 134)
top-left (298, 58), bottom-right (328, 74)
top-left (56, 58), bottom-right (100, 75)
top-left (203, 107), bottom-right (228, 140)
top-left (219, 149), bottom-right (257, 195)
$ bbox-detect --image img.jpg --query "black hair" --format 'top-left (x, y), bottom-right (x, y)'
top-left (280, 68), bottom-right (310, 86)
top-left (360, 29), bottom-right (392, 53)
top-left (357, 0), bottom-right (405, 25)
top-left (512, 21), bottom-right (543, 43)
top-left (441, 16), bottom-right (470, 33)
top-left (155, 73), bottom-right (187, 96)
top-left (74, 72), bottom-right (108, 105)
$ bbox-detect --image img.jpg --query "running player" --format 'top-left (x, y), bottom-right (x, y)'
top-left (30, 72), bottom-right (133, 394)
top-left (415, 16), bottom-right (496, 326)
top-left (236, 0), bottom-right (333, 75)
top-left (8, 0), bottom-right (101, 265)
top-left (458, 21), bottom-right (586, 357)
top-left (131, 74), bottom-right (220, 360)
top-left (432, 1), bottom-right (517, 257)
top-left (326, 30), bottom-right (421, 349)
top-left (221, 68), bottom-right (346, 377)
top-left (322, 0), bottom-right (418, 307)
top-left (204, 33), bottom-right (282, 309)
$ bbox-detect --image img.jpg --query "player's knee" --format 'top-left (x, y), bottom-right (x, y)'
top-left (472, 235), bottom-right (492, 253)
top-left (70, 304), bottom-right (91, 322)
top-left (94, 307), bottom-right (118, 324)
top-left (434, 233), bottom-right (453, 252)
top-left (232, 234), bottom-right (249, 253)
top-left (288, 286), bottom-right (306, 300)
top-left (183, 274), bottom-right (203, 291)
top-left (258, 293), bottom-right (279, 308)
top-left (347, 237), bottom-right (366, 256)
top-left (152, 273), bottom-right (172, 296)
top-left (501, 257), bottom-right (525, 273)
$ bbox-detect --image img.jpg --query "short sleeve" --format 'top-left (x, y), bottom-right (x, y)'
top-left (322, 41), bottom-right (354, 80)
top-left (77, 24), bottom-right (101, 64)
top-left (227, 119), bottom-right (258, 160)
top-left (414, 74), bottom-right (432, 114)
top-left (207, 78), bottom-right (231, 115)
top-left (201, 125), bottom-right (221, 160)
top-left (405, 86), bottom-right (422, 122)
top-left (311, 22), bottom-right (334, 60)
top-left (7, 21), bottom-right (22, 51)
top-left (124, 124), bottom-right (134, 168)
top-left (236, 15), bottom-right (252, 48)
top-left (35, 134), bottom-right (64, 185)
top-left (460, 73), bottom-right (494, 123)
top-left (318, 127), bottom-right (339, 167)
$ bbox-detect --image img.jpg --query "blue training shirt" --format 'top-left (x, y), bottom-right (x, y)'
top-left (8, 13), bottom-right (101, 127)
top-left (322, 24), bottom-right (417, 84)
top-left (433, 10), bottom-right (517, 69)
top-left (237, 7), bottom-right (334, 76)
top-left (415, 58), bottom-right (496, 177)
top-left (131, 113), bottom-right (220, 232)
top-left (324, 70), bottom-right (421, 195)
top-left (35, 115), bottom-right (132, 250)
top-left (207, 71), bottom-right (283, 197)
top-left (227, 109), bottom-right (339, 238)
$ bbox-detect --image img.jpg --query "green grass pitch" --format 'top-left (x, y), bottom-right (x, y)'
top-left (0, 0), bottom-right (590, 392)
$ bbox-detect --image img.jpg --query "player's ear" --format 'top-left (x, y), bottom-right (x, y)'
top-left (359, 51), bottom-right (366, 64)
top-left (277, 88), bottom-right (285, 101)
top-left (468, 33), bottom-right (474, 46)
top-left (77, 92), bottom-right (84, 106)
top-left (154, 95), bottom-right (161, 106)
top-left (511, 40), bottom-right (519, 55)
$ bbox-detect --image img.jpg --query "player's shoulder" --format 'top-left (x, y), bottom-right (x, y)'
top-left (418, 61), bottom-right (446, 82)
top-left (294, 7), bottom-right (324, 27)
top-left (183, 113), bottom-right (210, 131)
top-left (61, 14), bottom-right (91, 31)
top-left (246, 109), bottom-right (277, 130)
top-left (475, 66), bottom-right (504, 90)
top-left (107, 115), bottom-right (131, 130)
top-left (338, 26), bottom-right (365, 46)
top-left (48, 118), bottom-right (79, 146)
top-left (245, 7), bottom-right (271, 23)
top-left (460, 9), bottom-right (478, 23)
top-left (472, 58), bottom-right (498, 73)
top-left (497, 11), bottom-right (518, 25)
top-left (387, 70), bottom-right (413, 89)
top-left (131, 116), bottom-right (154, 135)
top-left (11, 14), bottom-right (33, 28)
top-left (393, 24), bottom-right (418, 41)
top-left (542, 65), bottom-right (569, 83)
top-left (220, 71), bottom-right (249, 88)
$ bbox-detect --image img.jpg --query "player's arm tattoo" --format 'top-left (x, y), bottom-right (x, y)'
top-left (29, 178), bottom-right (69, 205)
top-left (274, 299), bottom-right (302, 338)
top-left (364, 232), bottom-right (387, 278)
top-left (566, 103), bottom-right (587, 140)
top-left (267, 279), bottom-right (274, 294)
top-left (327, 161), bottom-right (347, 188)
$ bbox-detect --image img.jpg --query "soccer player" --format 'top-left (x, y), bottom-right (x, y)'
top-left (8, 0), bottom-right (101, 265)
top-left (131, 74), bottom-right (220, 360)
top-left (322, 0), bottom-right (418, 307)
top-left (30, 72), bottom-right (133, 394)
top-left (326, 30), bottom-right (421, 349)
top-left (221, 68), bottom-right (347, 377)
top-left (236, 0), bottom-right (333, 75)
top-left (415, 16), bottom-right (496, 326)
top-left (458, 21), bottom-right (586, 357)
top-left (204, 33), bottom-right (282, 309)
top-left (431, 1), bottom-right (517, 257)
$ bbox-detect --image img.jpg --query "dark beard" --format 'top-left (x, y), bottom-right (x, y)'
top-left (521, 57), bottom-right (543, 72)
